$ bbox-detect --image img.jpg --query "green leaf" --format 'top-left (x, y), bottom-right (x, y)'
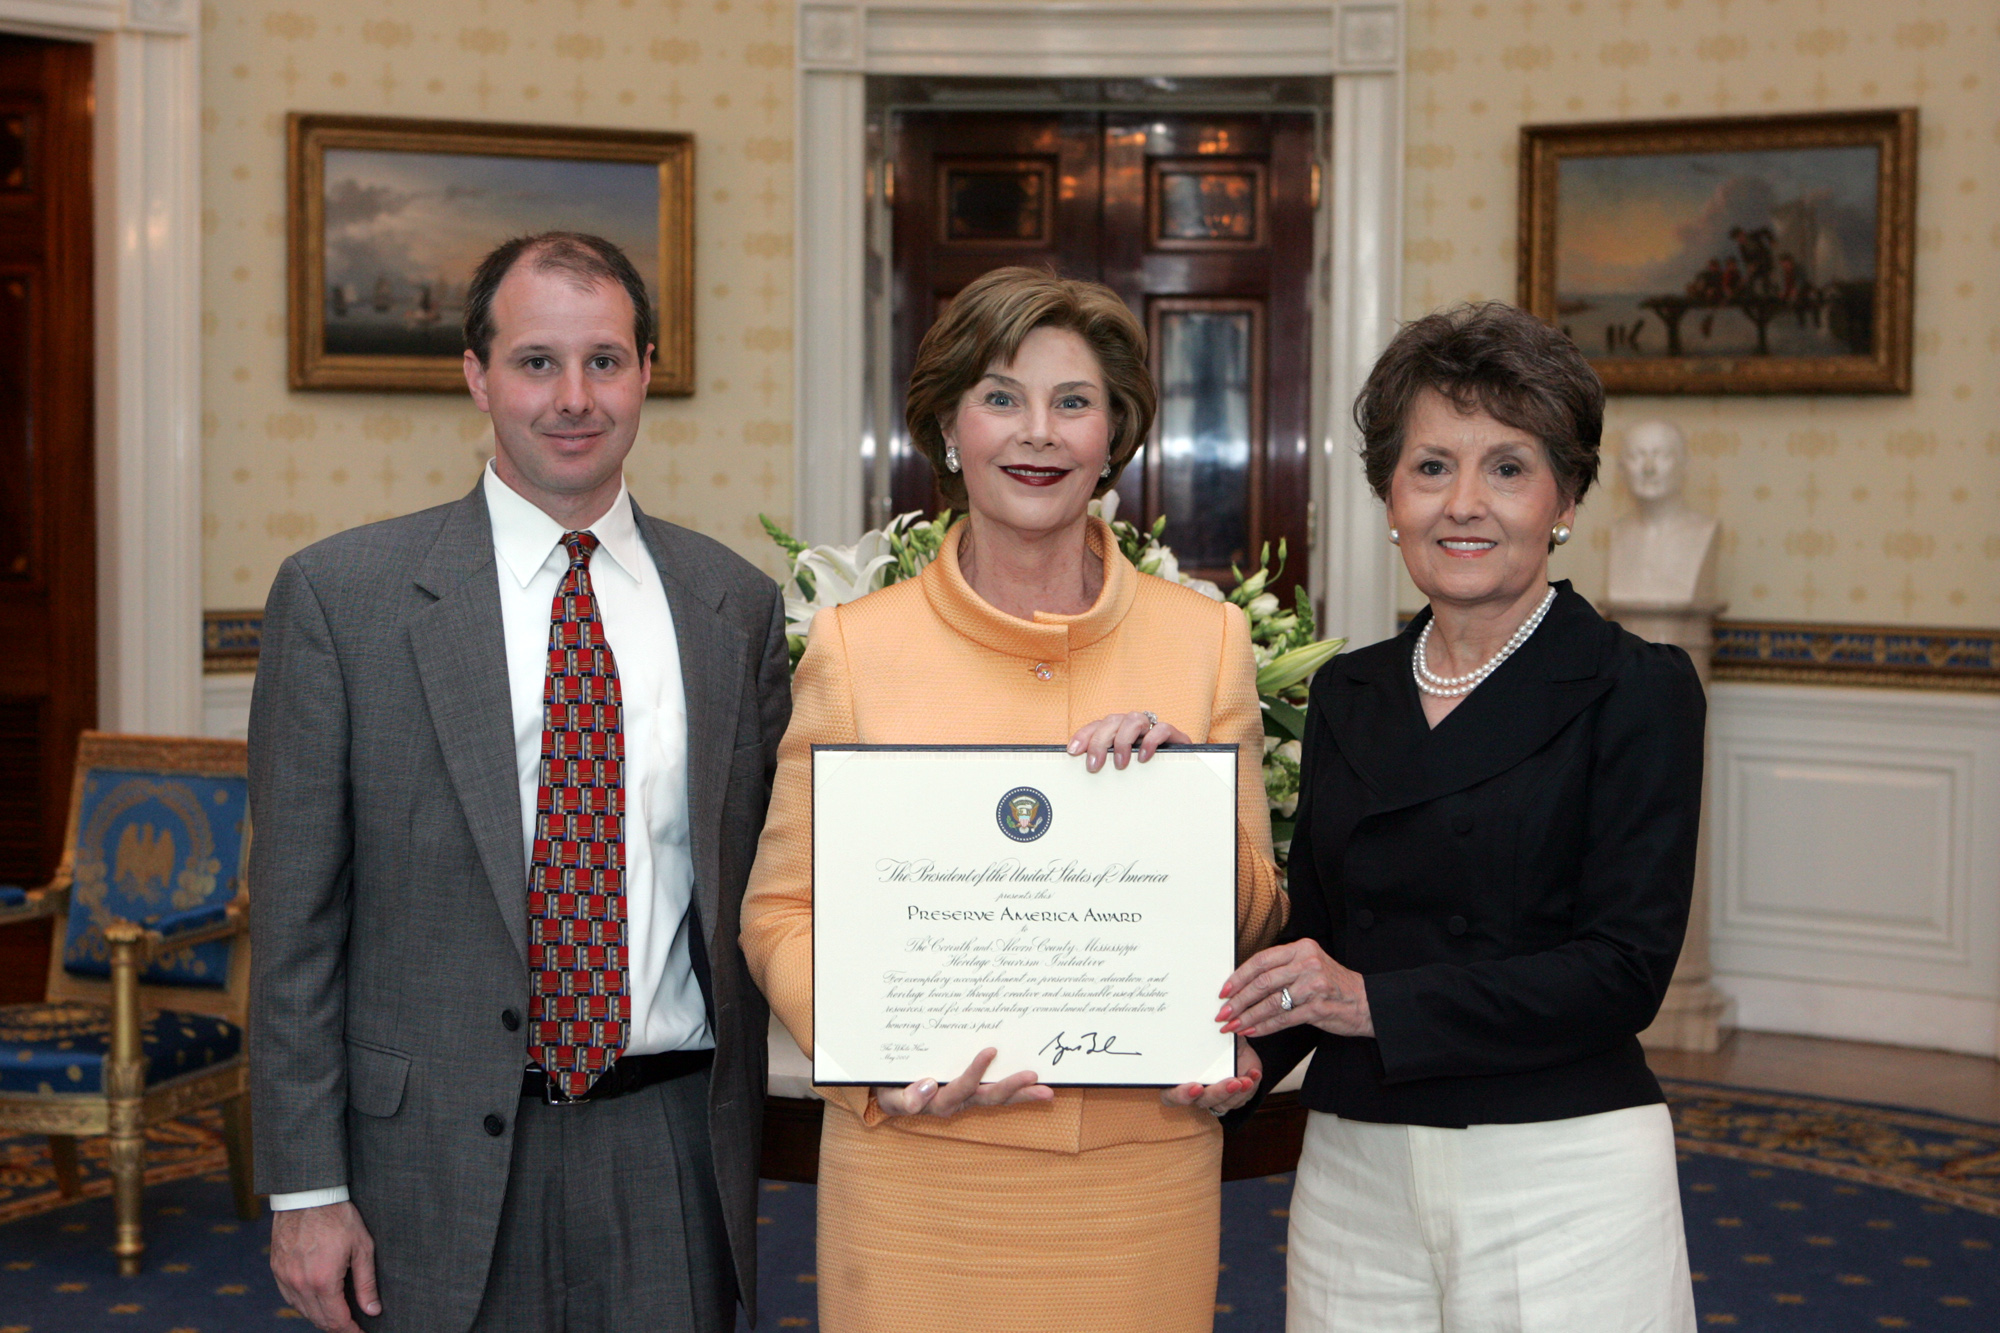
top-left (1261, 695), bottom-right (1307, 741)
top-left (759, 513), bottom-right (808, 559)
top-left (1269, 818), bottom-right (1294, 848)
top-left (1256, 637), bottom-right (1346, 695)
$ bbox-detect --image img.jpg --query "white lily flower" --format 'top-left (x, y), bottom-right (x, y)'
top-left (1148, 545), bottom-right (1225, 601)
top-left (1246, 592), bottom-right (1281, 619)
top-left (1088, 491), bottom-right (1122, 524)
top-left (784, 528), bottom-right (899, 638)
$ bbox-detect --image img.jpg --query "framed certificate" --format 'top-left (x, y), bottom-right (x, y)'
top-left (811, 745), bottom-right (1238, 1088)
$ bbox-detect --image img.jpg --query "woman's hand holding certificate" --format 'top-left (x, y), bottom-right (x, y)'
top-left (822, 714), bottom-right (1255, 1115)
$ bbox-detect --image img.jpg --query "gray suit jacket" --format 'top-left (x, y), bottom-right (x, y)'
top-left (249, 484), bottom-right (790, 1330)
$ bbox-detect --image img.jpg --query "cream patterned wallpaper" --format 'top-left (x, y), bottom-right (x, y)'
top-left (201, 0), bottom-right (797, 606)
top-left (204, 0), bottom-right (1997, 630)
top-left (1403, 0), bottom-right (1999, 627)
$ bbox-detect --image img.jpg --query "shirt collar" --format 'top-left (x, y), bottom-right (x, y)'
top-left (481, 460), bottom-right (651, 590)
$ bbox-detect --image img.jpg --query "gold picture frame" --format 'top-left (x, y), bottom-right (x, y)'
top-left (1518, 109), bottom-right (1915, 394)
top-left (287, 113), bottom-right (694, 395)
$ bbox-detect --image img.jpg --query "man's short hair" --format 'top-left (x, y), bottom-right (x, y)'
top-left (463, 231), bottom-right (654, 366)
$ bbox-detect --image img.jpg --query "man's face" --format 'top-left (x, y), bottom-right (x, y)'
top-left (1621, 422), bottom-right (1686, 504)
top-left (464, 263), bottom-right (651, 518)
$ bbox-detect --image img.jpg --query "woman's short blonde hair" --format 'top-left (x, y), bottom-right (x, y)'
top-left (905, 266), bottom-right (1155, 508)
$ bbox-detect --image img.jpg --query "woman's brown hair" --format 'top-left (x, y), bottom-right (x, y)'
top-left (904, 267), bottom-right (1155, 508)
top-left (1355, 301), bottom-right (1604, 507)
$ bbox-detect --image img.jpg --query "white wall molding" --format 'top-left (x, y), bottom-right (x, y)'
top-left (794, 1), bottom-right (1405, 647)
top-left (1, 0), bottom-right (202, 735)
top-left (1708, 682), bottom-right (2000, 1057)
top-left (201, 672), bottom-right (254, 742)
top-left (1718, 975), bottom-right (1998, 1061)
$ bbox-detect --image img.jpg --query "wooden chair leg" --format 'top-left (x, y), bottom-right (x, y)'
top-left (220, 1093), bottom-right (258, 1220)
top-left (47, 1135), bottom-right (82, 1197)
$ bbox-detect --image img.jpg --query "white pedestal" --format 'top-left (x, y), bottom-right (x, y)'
top-left (1609, 601), bottom-right (1737, 1054)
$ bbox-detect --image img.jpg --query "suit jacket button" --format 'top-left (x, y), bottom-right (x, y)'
top-left (1353, 908), bottom-right (1375, 929)
top-left (1451, 813), bottom-right (1474, 835)
top-left (483, 1113), bottom-right (506, 1136)
top-left (501, 1009), bottom-right (521, 1032)
top-left (1447, 915), bottom-right (1468, 936)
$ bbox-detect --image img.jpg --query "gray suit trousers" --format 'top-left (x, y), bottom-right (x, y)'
top-left (455, 1071), bottom-right (733, 1333)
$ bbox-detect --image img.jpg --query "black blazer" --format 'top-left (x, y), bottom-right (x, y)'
top-left (1251, 582), bottom-right (1704, 1128)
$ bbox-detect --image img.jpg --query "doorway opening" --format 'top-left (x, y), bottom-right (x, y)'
top-left (0, 33), bottom-right (94, 1001)
top-left (866, 77), bottom-right (1330, 605)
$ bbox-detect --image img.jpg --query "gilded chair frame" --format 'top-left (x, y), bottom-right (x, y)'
top-left (0, 732), bottom-right (255, 1275)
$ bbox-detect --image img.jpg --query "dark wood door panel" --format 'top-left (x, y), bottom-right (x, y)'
top-left (1103, 113), bottom-right (1314, 599)
top-left (0, 35), bottom-right (95, 946)
top-left (889, 107), bottom-right (1314, 604)
top-left (890, 111), bottom-right (1102, 517)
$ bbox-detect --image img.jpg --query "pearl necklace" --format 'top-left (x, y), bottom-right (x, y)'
top-left (1413, 586), bottom-right (1557, 698)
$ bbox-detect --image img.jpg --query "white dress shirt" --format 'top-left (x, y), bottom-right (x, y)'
top-left (270, 466), bottom-right (711, 1212)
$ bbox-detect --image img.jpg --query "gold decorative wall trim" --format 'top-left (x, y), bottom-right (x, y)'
top-left (221, 607), bottom-right (2000, 691)
top-left (1712, 620), bottom-right (2000, 692)
top-left (203, 611), bottom-right (262, 673)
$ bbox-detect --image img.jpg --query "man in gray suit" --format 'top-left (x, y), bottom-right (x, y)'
top-left (250, 231), bottom-right (789, 1332)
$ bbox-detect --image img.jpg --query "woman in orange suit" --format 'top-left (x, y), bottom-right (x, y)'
top-left (741, 266), bottom-right (1286, 1331)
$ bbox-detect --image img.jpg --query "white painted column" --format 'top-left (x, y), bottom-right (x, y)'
top-left (93, 19), bottom-right (203, 734)
top-left (794, 6), bottom-right (869, 545)
top-left (1319, 58), bottom-right (1402, 648)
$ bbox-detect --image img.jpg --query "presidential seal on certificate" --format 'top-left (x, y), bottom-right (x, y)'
top-left (811, 744), bottom-right (1238, 1088)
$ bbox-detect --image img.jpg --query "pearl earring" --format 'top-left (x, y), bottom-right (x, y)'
top-left (945, 446), bottom-right (960, 474)
top-left (1388, 527), bottom-right (1401, 545)
top-left (1552, 523), bottom-right (1572, 546)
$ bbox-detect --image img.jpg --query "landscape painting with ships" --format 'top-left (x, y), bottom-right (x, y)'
top-left (1554, 145), bottom-right (1879, 362)
top-left (321, 148), bottom-right (661, 358)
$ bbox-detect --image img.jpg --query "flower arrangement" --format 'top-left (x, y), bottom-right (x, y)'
top-left (759, 493), bottom-right (1343, 866)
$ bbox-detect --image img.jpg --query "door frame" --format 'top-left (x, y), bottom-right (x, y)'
top-left (0, 0), bottom-right (201, 734)
top-left (796, 0), bottom-right (1404, 645)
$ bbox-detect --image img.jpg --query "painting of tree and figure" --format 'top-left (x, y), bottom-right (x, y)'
top-left (1519, 111), bottom-right (1915, 395)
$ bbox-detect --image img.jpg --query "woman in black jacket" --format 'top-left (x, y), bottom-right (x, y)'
top-left (1221, 303), bottom-right (1702, 1331)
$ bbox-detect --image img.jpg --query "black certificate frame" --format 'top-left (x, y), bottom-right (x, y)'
top-left (808, 742), bottom-right (1240, 1090)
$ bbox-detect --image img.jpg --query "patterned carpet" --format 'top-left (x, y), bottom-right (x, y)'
top-left (0, 1083), bottom-right (1994, 1331)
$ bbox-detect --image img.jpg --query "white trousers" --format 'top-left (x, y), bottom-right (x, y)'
top-left (1286, 1104), bottom-right (1697, 1333)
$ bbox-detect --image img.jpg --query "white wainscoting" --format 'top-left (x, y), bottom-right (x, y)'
top-left (202, 673), bottom-right (254, 742)
top-left (1707, 681), bottom-right (2000, 1058)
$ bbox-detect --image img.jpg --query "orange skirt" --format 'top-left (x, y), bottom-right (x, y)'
top-left (814, 1106), bottom-right (1224, 1333)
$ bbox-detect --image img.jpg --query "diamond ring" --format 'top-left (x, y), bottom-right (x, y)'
top-left (1141, 710), bottom-right (1160, 728)
top-left (1279, 987), bottom-right (1294, 1012)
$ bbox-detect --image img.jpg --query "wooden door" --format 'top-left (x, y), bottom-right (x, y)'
top-left (889, 109), bottom-right (1316, 600)
top-left (888, 111), bottom-right (1103, 520)
top-left (0, 36), bottom-right (94, 1002)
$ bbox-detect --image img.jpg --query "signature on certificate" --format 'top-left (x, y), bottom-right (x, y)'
top-left (1037, 1030), bottom-right (1144, 1064)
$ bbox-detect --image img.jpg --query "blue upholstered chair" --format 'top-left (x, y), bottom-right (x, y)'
top-left (0, 733), bottom-right (253, 1275)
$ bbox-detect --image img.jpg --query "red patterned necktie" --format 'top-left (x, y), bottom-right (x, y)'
top-left (527, 530), bottom-right (629, 1100)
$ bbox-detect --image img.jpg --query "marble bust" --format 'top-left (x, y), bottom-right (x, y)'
top-left (1606, 419), bottom-right (1719, 609)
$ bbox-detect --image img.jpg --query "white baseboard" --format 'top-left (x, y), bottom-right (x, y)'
top-left (1715, 972), bottom-right (2000, 1059)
